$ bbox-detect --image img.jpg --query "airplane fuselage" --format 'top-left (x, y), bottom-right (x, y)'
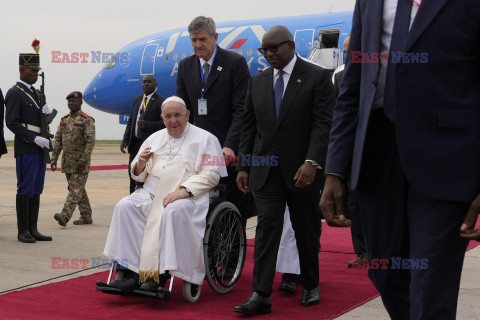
top-left (83, 11), bottom-right (353, 119)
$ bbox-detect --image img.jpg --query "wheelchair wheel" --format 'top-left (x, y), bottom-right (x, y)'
top-left (204, 201), bottom-right (246, 294)
top-left (182, 281), bottom-right (201, 303)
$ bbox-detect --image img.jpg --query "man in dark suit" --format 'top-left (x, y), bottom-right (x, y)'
top-left (176, 16), bottom-right (252, 220)
top-left (120, 75), bottom-right (165, 193)
top-left (5, 53), bottom-right (53, 243)
top-left (321, 0), bottom-right (480, 318)
top-left (0, 89), bottom-right (7, 158)
top-left (234, 25), bottom-right (335, 314)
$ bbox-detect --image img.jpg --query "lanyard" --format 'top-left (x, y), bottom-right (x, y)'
top-left (142, 95), bottom-right (149, 111)
top-left (199, 45), bottom-right (219, 98)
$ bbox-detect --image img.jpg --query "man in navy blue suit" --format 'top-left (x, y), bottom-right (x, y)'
top-left (320, 0), bottom-right (480, 319)
top-left (176, 16), bottom-right (252, 220)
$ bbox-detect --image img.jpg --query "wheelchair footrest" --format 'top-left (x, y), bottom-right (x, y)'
top-left (133, 287), bottom-right (171, 300)
top-left (96, 283), bottom-right (131, 296)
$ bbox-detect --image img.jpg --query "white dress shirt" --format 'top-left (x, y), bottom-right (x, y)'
top-left (18, 79), bottom-right (35, 92)
top-left (199, 47), bottom-right (217, 78)
top-left (273, 54), bottom-right (297, 97)
top-left (373, 0), bottom-right (420, 109)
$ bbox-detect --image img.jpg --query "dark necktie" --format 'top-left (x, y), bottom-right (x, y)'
top-left (203, 62), bottom-right (210, 84)
top-left (30, 86), bottom-right (39, 103)
top-left (274, 70), bottom-right (285, 118)
top-left (383, 0), bottom-right (413, 121)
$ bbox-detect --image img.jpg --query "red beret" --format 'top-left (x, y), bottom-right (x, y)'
top-left (66, 91), bottom-right (83, 99)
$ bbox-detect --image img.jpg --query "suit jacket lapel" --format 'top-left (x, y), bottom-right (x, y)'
top-left (371, 0), bottom-right (384, 54)
top-left (404, 0), bottom-right (449, 52)
top-left (143, 93), bottom-right (156, 117)
top-left (190, 57), bottom-right (203, 95)
top-left (276, 58), bottom-right (306, 128)
top-left (260, 68), bottom-right (277, 126)
top-left (204, 47), bottom-right (223, 92)
top-left (134, 96), bottom-right (142, 120)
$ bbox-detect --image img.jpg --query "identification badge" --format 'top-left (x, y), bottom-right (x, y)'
top-left (198, 99), bottom-right (207, 115)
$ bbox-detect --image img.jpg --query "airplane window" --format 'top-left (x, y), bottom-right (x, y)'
top-left (238, 49), bottom-right (243, 55)
top-left (165, 54), bottom-right (169, 61)
top-left (247, 48), bottom-right (252, 57)
top-left (103, 55), bottom-right (116, 69)
top-left (181, 53), bottom-right (187, 59)
top-left (173, 53), bottom-right (178, 61)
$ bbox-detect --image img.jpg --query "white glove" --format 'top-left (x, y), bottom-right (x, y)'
top-left (34, 136), bottom-right (50, 149)
top-left (42, 104), bottom-right (53, 115)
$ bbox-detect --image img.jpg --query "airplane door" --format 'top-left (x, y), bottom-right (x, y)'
top-left (140, 44), bottom-right (158, 75)
top-left (294, 29), bottom-right (314, 57)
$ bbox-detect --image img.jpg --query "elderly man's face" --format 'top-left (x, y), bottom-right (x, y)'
top-left (190, 29), bottom-right (218, 61)
top-left (161, 102), bottom-right (190, 138)
top-left (20, 66), bottom-right (39, 85)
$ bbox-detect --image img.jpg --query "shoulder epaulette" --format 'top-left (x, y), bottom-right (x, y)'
top-left (81, 113), bottom-right (89, 118)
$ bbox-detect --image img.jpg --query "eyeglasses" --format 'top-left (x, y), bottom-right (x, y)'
top-left (257, 40), bottom-right (290, 55)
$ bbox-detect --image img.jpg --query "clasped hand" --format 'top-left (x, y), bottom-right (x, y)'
top-left (33, 136), bottom-right (50, 149)
top-left (42, 104), bottom-right (53, 115)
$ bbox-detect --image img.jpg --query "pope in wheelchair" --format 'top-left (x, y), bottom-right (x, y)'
top-left (96, 96), bottom-right (229, 300)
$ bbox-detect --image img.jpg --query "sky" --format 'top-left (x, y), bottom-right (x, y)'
top-left (1, 0), bottom-right (356, 140)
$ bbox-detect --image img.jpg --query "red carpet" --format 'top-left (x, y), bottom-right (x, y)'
top-left (1, 223), bottom-right (479, 319)
top-left (46, 164), bottom-right (129, 171)
top-left (0, 224), bottom-right (378, 320)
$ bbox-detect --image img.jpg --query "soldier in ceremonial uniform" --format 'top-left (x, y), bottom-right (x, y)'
top-left (52, 91), bottom-right (95, 226)
top-left (5, 53), bottom-right (54, 243)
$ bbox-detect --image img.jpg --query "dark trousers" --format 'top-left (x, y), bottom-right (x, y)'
top-left (16, 152), bottom-right (45, 197)
top-left (128, 137), bottom-right (142, 194)
top-left (252, 165), bottom-right (321, 295)
top-left (347, 189), bottom-right (366, 256)
top-left (358, 110), bottom-right (469, 320)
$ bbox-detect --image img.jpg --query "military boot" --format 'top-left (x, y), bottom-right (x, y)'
top-left (73, 217), bottom-right (93, 225)
top-left (16, 195), bottom-right (35, 243)
top-left (54, 213), bottom-right (68, 227)
top-left (28, 195), bottom-right (52, 241)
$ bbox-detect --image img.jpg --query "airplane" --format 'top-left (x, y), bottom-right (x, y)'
top-left (82, 11), bottom-right (353, 123)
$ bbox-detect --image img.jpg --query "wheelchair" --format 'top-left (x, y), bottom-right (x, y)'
top-left (97, 184), bottom-right (247, 303)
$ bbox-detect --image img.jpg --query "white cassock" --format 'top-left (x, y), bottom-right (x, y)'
top-left (104, 124), bottom-right (227, 285)
top-left (276, 207), bottom-right (301, 274)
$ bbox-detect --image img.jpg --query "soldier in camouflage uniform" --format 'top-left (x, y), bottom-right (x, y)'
top-left (51, 91), bottom-right (95, 226)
